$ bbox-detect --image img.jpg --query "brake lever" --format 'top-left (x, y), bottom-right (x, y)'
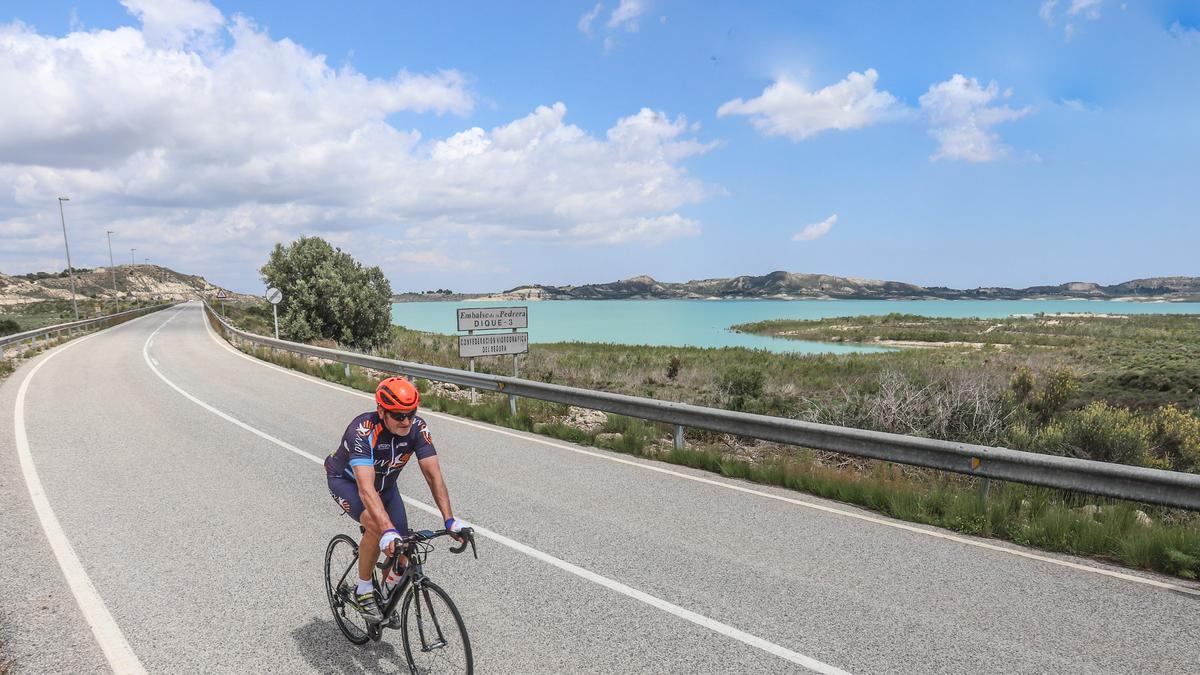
top-left (448, 527), bottom-right (475, 556)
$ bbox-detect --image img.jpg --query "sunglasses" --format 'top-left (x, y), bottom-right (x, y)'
top-left (385, 409), bottom-right (416, 423)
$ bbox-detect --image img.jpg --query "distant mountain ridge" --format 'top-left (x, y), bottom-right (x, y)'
top-left (487, 272), bottom-right (1200, 301)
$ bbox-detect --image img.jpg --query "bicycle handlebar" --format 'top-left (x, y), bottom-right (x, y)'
top-left (397, 527), bottom-right (478, 558)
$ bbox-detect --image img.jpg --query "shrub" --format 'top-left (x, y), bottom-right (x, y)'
top-left (1010, 366), bottom-right (1035, 403)
top-left (1056, 401), bottom-right (1152, 465)
top-left (1030, 368), bottom-right (1078, 424)
top-left (1148, 405), bottom-right (1200, 472)
top-left (666, 355), bottom-right (681, 381)
top-left (719, 366), bottom-right (764, 410)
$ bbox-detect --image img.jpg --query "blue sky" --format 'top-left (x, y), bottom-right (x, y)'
top-left (0, 1), bottom-right (1196, 293)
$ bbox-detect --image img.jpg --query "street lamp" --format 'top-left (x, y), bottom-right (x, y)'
top-left (57, 196), bottom-right (79, 320)
top-left (105, 230), bottom-right (117, 304)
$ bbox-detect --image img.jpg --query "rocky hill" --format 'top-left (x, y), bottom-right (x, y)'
top-left (0, 265), bottom-right (242, 306)
top-left (484, 272), bottom-right (1200, 301)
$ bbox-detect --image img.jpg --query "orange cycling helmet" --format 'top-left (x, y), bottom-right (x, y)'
top-left (376, 377), bottom-right (420, 412)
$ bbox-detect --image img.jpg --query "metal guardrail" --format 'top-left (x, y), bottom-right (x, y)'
top-left (204, 302), bottom-right (1200, 511)
top-left (1, 303), bottom-right (177, 354)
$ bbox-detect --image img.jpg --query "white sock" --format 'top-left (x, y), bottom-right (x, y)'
top-left (356, 578), bottom-right (374, 595)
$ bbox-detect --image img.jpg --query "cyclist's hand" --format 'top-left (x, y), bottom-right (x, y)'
top-left (445, 517), bottom-right (469, 541)
top-left (379, 529), bottom-right (403, 554)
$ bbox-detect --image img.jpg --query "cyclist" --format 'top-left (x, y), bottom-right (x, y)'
top-left (325, 376), bottom-right (467, 626)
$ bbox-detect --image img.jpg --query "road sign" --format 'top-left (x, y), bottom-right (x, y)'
top-left (457, 306), bottom-right (527, 331)
top-left (266, 287), bottom-right (283, 304)
top-left (215, 289), bottom-right (229, 299)
top-left (458, 332), bottom-right (528, 358)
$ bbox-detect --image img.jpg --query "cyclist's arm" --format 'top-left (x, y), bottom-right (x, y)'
top-left (353, 464), bottom-right (395, 533)
top-left (417, 455), bottom-right (454, 524)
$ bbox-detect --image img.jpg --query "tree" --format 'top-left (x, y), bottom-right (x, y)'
top-left (259, 236), bottom-right (393, 348)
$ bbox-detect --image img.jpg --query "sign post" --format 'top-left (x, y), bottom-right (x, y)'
top-left (456, 307), bottom-right (529, 415)
top-left (266, 287), bottom-right (283, 339)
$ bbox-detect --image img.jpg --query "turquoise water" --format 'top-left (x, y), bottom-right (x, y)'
top-left (391, 299), bottom-right (1200, 355)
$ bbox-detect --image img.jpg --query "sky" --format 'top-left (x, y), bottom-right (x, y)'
top-left (1, 0), bottom-right (1197, 294)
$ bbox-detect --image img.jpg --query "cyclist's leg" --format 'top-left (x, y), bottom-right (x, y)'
top-left (378, 486), bottom-right (412, 565)
top-left (327, 476), bottom-right (380, 582)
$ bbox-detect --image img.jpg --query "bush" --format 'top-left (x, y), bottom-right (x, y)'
top-left (1010, 366), bottom-right (1035, 402)
top-left (259, 236), bottom-right (393, 348)
top-left (1149, 405), bottom-right (1200, 472)
top-left (1055, 401), bottom-right (1153, 465)
top-left (666, 355), bottom-right (681, 381)
top-left (719, 366), bottom-right (764, 410)
top-left (0, 318), bottom-right (20, 336)
top-left (1030, 368), bottom-right (1078, 424)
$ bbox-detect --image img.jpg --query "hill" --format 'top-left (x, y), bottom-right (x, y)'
top-left (0, 265), bottom-right (242, 306)
top-left (480, 272), bottom-right (1200, 301)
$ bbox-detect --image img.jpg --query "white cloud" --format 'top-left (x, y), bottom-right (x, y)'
top-left (1039, 0), bottom-right (1103, 37)
top-left (716, 69), bottom-right (904, 141)
top-left (581, 0), bottom-right (646, 51)
top-left (119, 0), bottom-right (223, 49)
top-left (578, 3), bottom-right (603, 36)
top-left (607, 0), bottom-right (645, 31)
top-left (1067, 0), bottom-right (1103, 19)
top-left (918, 74), bottom-right (1033, 162)
top-left (0, 5), bottom-right (716, 285)
top-left (1039, 0), bottom-right (1059, 24)
top-left (1169, 20), bottom-right (1200, 41)
top-left (1061, 97), bottom-right (1101, 112)
top-left (793, 214), bottom-right (836, 242)
top-left (569, 214), bottom-right (700, 245)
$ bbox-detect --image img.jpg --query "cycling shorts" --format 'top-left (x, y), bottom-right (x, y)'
top-left (327, 474), bottom-right (409, 533)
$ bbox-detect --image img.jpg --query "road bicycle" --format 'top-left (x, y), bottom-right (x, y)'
top-left (325, 526), bottom-right (478, 673)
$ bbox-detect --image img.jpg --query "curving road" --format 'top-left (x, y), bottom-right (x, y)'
top-left (2, 302), bottom-right (1198, 673)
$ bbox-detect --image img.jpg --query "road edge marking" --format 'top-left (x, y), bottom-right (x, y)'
top-left (13, 323), bottom-right (150, 674)
top-left (197, 305), bottom-right (1200, 598)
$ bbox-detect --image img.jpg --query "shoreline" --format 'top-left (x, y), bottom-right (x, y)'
top-left (394, 295), bottom-right (1200, 304)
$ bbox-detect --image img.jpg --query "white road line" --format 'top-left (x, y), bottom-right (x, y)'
top-left (13, 324), bottom-right (150, 674)
top-left (197, 305), bottom-right (1200, 598)
top-left (169, 308), bottom-right (850, 673)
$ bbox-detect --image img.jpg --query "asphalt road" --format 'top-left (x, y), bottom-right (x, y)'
top-left (2, 302), bottom-right (1199, 674)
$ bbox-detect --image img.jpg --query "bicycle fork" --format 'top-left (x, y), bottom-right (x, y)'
top-left (412, 581), bottom-right (448, 652)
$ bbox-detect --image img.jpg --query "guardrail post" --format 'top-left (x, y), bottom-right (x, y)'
top-left (508, 354), bottom-right (518, 417)
top-left (674, 425), bottom-right (684, 450)
top-left (978, 477), bottom-right (992, 502)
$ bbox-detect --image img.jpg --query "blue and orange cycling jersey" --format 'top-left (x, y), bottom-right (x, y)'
top-left (324, 411), bottom-right (437, 492)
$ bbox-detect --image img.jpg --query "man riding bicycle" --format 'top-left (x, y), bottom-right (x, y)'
top-left (326, 376), bottom-right (467, 626)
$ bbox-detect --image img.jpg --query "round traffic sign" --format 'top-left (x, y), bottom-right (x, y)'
top-left (266, 287), bottom-right (283, 304)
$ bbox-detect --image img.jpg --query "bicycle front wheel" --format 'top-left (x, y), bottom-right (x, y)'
top-left (324, 534), bottom-right (370, 645)
top-left (400, 580), bottom-right (472, 674)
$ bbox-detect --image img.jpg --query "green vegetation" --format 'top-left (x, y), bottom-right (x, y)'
top-left (213, 305), bottom-right (1200, 579)
top-left (0, 297), bottom-right (158, 332)
top-left (259, 236), bottom-right (392, 348)
top-left (12, 267), bottom-right (94, 280)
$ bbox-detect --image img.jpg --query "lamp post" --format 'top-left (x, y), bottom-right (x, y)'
top-left (57, 196), bottom-right (79, 320)
top-left (105, 230), bottom-right (117, 305)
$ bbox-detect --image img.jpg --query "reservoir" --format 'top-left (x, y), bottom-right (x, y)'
top-left (391, 299), bottom-right (1200, 355)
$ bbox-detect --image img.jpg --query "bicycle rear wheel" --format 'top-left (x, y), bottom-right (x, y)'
top-left (324, 534), bottom-right (370, 645)
top-left (400, 580), bottom-right (472, 674)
